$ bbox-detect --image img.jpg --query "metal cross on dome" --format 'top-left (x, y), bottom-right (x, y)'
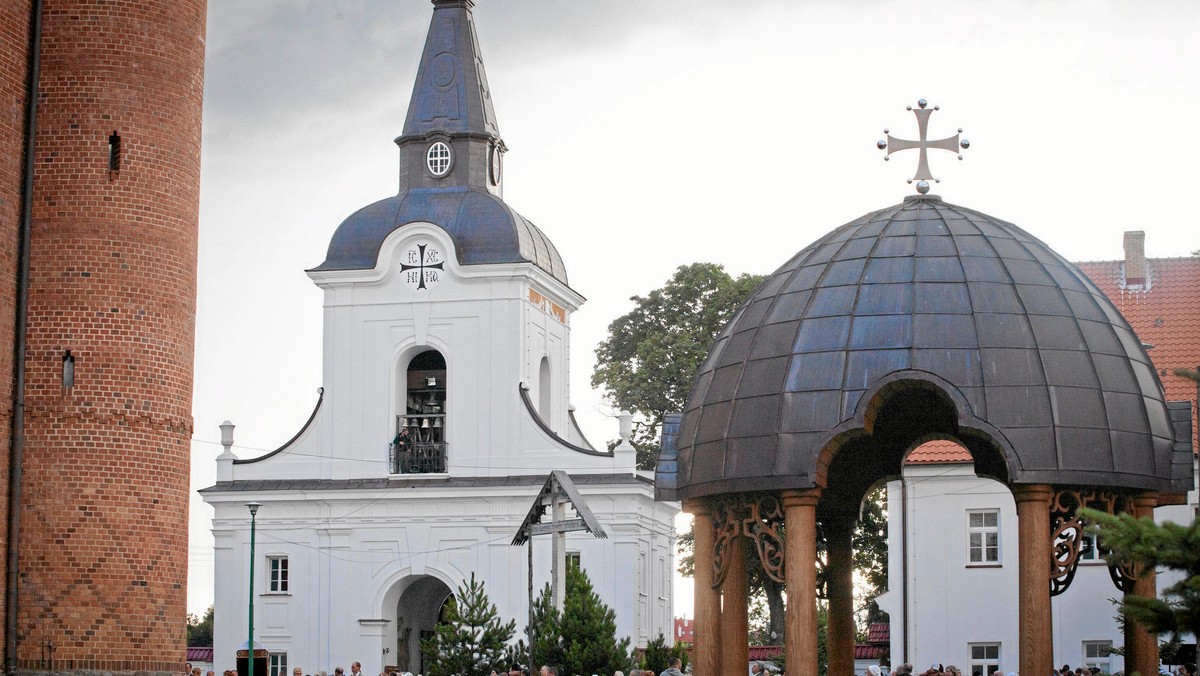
top-left (877, 99), bottom-right (970, 194)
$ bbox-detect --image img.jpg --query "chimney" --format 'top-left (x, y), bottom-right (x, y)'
top-left (1123, 231), bottom-right (1147, 287)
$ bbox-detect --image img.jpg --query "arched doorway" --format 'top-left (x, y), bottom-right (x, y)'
top-left (392, 576), bottom-right (453, 674)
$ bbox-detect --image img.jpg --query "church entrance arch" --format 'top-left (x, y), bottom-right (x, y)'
top-left (386, 575), bottom-right (453, 675)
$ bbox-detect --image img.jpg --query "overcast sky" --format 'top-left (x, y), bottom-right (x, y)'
top-left (189, 0), bottom-right (1200, 617)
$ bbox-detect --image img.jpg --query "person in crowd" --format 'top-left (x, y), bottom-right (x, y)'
top-left (351, 663), bottom-right (362, 676)
top-left (659, 658), bottom-right (684, 676)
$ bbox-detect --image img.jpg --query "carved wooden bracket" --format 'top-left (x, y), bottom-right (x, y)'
top-left (710, 493), bottom-right (787, 588)
top-left (1049, 488), bottom-right (1134, 596)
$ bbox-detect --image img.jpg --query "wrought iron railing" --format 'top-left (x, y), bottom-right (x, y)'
top-left (389, 441), bottom-right (447, 474)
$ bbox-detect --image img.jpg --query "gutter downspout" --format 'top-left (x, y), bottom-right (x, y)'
top-left (6, 0), bottom-right (44, 672)
top-left (900, 475), bottom-right (909, 666)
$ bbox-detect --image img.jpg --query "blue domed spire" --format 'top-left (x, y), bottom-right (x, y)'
top-left (312, 0), bottom-right (569, 285)
top-left (398, 0), bottom-right (499, 144)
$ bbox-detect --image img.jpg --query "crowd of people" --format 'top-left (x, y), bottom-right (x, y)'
top-left (501, 658), bottom-right (687, 676)
top-left (187, 657), bottom-right (1197, 676)
top-left (873, 661), bottom-right (1199, 676)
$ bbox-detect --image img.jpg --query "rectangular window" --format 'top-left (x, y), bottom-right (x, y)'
top-left (566, 552), bottom-right (581, 570)
top-left (969, 642), bottom-right (1000, 676)
top-left (108, 132), bottom-right (121, 173)
top-left (1079, 532), bottom-right (1100, 561)
top-left (269, 653), bottom-right (287, 676)
top-left (1083, 640), bottom-right (1112, 671)
top-left (967, 509), bottom-right (1000, 564)
top-left (268, 556), bottom-right (289, 593)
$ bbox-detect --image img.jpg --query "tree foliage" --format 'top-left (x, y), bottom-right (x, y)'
top-left (187, 605), bottom-right (214, 647)
top-left (420, 573), bottom-right (516, 676)
top-left (640, 633), bottom-right (689, 675)
top-left (1081, 507), bottom-right (1200, 640)
top-left (592, 262), bottom-right (766, 469)
top-left (528, 563), bottom-right (632, 676)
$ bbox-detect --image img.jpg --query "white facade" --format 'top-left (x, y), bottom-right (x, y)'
top-left (202, 223), bottom-right (678, 675)
top-left (876, 456), bottom-right (1199, 675)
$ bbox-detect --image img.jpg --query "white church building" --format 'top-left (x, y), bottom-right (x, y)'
top-left (876, 441), bottom-right (1198, 676)
top-left (201, 2), bottom-right (677, 673)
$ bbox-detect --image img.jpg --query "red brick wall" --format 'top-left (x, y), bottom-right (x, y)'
top-left (15, 0), bottom-right (205, 671)
top-left (0, 1), bottom-right (34, 667)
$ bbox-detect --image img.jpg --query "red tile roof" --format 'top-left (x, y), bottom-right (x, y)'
top-left (866, 622), bottom-right (890, 644)
top-left (749, 646), bottom-right (783, 661)
top-left (854, 644), bottom-right (888, 659)
top-left (187, 647), bottom-right (213, 662)
top-left (907, 439), bottom-right (970, 464)
top-left (1077, 254), bottom-right (1200, 453)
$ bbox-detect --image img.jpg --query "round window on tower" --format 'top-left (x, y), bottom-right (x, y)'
top-left (426, 141), bottom-right (452, 177)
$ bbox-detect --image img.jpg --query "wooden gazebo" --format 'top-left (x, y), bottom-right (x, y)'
top-left (656, 195), bottom-right (1194, 675)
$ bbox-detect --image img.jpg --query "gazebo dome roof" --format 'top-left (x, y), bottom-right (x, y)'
top-left (658, 195), bottom-right (1193, 502)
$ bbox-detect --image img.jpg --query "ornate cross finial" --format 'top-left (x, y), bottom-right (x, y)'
top-left (877, 99), bottom-right (970, 194)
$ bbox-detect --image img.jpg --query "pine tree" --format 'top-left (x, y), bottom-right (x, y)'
top-left (1081, 507), bottom-right (1200, 640)
top-left (640, 634), bottom-right (671, 675)
top-left (559, 564), bottom-right (632, 676)
top-left (528, 583), bottom-right (562, 672)
top-left (420, 573), bottom-right (516, 676)
top-left (529, 563), bottom-right (632, 676)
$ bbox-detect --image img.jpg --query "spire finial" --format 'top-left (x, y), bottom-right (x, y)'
top-left (877, 99), bottom-right (970, 194)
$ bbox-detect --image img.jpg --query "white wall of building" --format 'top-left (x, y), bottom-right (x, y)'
top-left (877, 457), bottom-right (1198, 675)
top-left (203, 224), bottom-right (678, 673)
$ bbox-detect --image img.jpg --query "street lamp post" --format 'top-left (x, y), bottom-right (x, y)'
top-left (247, 501), bottom-right (261, 676)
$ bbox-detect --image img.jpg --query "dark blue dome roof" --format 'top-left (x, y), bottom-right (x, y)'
top-left (311, 187), bottom-right (568, 284)
top-left (658, 195), bottom-right (1193, 501)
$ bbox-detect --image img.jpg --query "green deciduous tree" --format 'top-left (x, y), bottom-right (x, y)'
top-left (1081, 507), bottom-right (1200, 641)
top-left (187, 605), bottom-right (214, 647)
top-left (528, 563), bottom-right (632, 676)
top-left (420, 573), bottom-right (516, 676)
top-left (592, 262), bottom-right (766, 470)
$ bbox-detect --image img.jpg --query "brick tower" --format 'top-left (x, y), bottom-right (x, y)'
top-left (0, 1), bottom-right (206, 673)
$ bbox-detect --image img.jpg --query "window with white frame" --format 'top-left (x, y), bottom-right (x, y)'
top-left (967, 509), bottom-right (1000, 564)
top-left (1079, 532), bottom-right (1101, 561)
top-left (1083, 640), bottom-right (1112, 671)
top-left (269, 653), bottom-right (287, 676)
top-left (267, 555), bottom-right (289, 593)
top-left (969, 642), bottom-right (1000, 676)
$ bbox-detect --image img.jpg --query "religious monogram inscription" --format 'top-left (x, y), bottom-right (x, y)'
top-left (401, 242), bottom-right (445, 291)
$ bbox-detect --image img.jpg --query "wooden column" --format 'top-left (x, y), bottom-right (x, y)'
top-left (1014, 484), bottom-right (1053, 676)
top-left (1124, 493), bottom-right (1160, 676)
top-left (686, 498), bottom-right (721, 676)
top-left (783, 489), bottom-right (821, 676)
top-left (720, 539), bottom-right (749, 676)
top-left (825, 513), bottom-right (856, 676)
